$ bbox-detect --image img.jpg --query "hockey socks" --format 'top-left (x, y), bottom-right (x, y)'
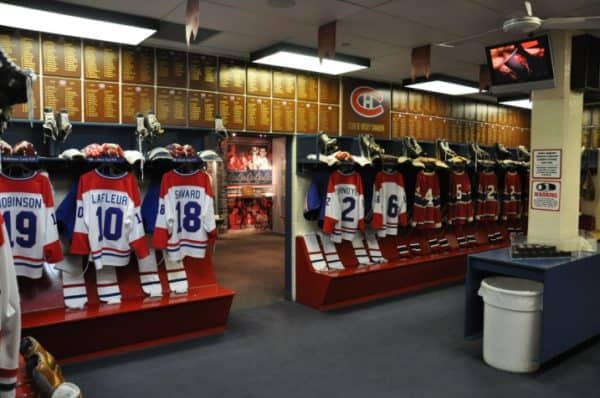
top-left (57, 256), bottom-right (88, 310)
top-left (352, 235), bottom-right (370, 266)
top-left (164, 256), bottom-right (188, 294)
top-left (95, 267), bottom-right (121, 304)
top-left (365, 231), bottom-right (385, 264)
top-left (318, 232), bottom-right (344, 269)
top-left (303, 234), bottom-right (327, 271)
top-left (0, 368), bottom-right (17, 398)
top-left (138, 250), bottom-right (162, 297)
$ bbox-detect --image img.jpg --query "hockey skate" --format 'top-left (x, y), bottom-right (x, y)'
top-left (437, 139), bottom-right (457, 160)
top-left (318, 131), bottom-right (338, 156)
top-left (517, 145), bottom-right (530, 161)
top-left (405, 136), bottom-right (423, 158)
top-left (495, 142), bottom-right (511, 160)
top-left (56, 109), bottom-right (72, 142)
top-left (145, 111), bottom-right (164, 135)
top-left (42, 107), bottom-right (58, 142)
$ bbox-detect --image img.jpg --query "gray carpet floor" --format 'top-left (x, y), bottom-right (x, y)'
top-left (64, 285), bottom-right (600, 397)
top-left (212, 231), bottom-right (286, 311)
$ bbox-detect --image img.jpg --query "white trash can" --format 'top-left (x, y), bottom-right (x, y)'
top-left (478, 276), bottom-right (544, 373)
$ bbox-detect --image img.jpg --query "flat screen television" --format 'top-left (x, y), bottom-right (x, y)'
top-left (485, 35), bottom-right (555, 93)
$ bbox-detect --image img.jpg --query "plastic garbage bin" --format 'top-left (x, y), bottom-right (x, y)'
top-left (478, 276), bottom-right (544, 373)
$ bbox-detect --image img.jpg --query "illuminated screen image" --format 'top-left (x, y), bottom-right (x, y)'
top-left (486, 35), bottom-right (554, 86)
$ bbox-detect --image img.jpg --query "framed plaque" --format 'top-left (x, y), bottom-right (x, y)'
top-left (297, 101), bottom-right (318, 133)
top-left (157, 88), bottom-right (187, 126)
top-left (319, 76), bottom-right (339, 104)
top-left (246, 66), bottom-right (271, 97)
top-left (84, 81), bottom-right (119, 123)
top-left (218, 59), bottom-right (246, 94)
top-left (0, 28), bottom-right (40, 72)
top-left (246, 97), bottom-right (271, 132)
top-left (121, 85), bottom-right (155, 123)
top-left (43, 78), bottom-right (82, 121)
top-left (319, 104), bottom-right (339, 135)
top-left (189, 54), bottom-right (218, 91)
top-left (218, 94), bottom-right (245, 130)
top-left (189, 91), bottom-right (217, 128)
top-left (83, 41), bottom-right (118, 81)
top-left (156, 49), bottom-right (187, 88)
top-left (272, 99), bottom-right (295, 132)
top-left (273, 70), bottom-right (296, 99)
top-left (122, 46), bottom-right (154, 85)
top-left (297, 74), bottom-right (318, 102)
top-left (42, 34), bottom-right (81, 78)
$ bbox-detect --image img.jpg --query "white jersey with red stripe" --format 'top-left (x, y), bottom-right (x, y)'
top-left (323, 170), bottom-right (365, 243)
top-left (71, 170), bottom-right (149, 269)
top-left (0, 172), bottom-right (63, 278)
top-left (152, 170), bottom-right (216, 262)
top-left (0, 213), bottom-right (20, 397)
top-left (371, 171), bottom-right (408, 237)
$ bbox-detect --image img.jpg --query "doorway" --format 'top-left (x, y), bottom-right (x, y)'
top-left (214, 135), bottom-right (287, 311)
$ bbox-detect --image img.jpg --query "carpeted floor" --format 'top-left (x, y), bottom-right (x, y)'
top-left (64, 285), bottom-right (600, 397)
top-left (212, 231), bottom-right (286, 311)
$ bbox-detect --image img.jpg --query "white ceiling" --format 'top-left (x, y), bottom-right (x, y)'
top-left (63, 0), bottom-right (600, 84)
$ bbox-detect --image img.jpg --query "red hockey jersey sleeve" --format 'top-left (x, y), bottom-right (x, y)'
top-left (323, 170), bottom-right (365, 243)
top-left (372, 171), bottom-right (408, 237)
top-left (0, 173), bottom-right (64, 279)
top-left (412, 170), bottom-right (442, 229)
top-left (71, 171), bottom-right (149, 269)
top-left (0, 214), bottom-right (20, 398)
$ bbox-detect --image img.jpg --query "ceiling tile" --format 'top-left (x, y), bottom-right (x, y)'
top-left (376, 0), bottom-right (504, 37)
top-left (206, 0), bottom-right (363, 25)
top-left (337, 9), bottom-right (449, 47)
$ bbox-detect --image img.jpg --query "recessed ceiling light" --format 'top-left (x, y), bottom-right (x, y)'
top-left (403, 74), bottom-right (480, 96)
top-left (267, 0), bottom-right (296, 8)
top-left (499, 98), bottom-right (532, 109)
top-left (251, 43), bottom-right (369, 75)
top-left (0, 2), bottom-right (157, 45)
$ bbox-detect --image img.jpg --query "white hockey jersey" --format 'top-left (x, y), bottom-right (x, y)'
top-left (0, 214), bottom-right (20, 398)
top-left (152, 170), bottom-right (216, 262)
top-left (323, 170), bottom-right (365, 243)
top-left (71, 170), bottom-right (150, 269)
top-left (371, 171), bottom-right (408, 237)
top-left (0, 172), bottom-right (63, 278)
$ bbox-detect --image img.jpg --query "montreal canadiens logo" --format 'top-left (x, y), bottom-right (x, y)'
top-left (350, 86), bottom-right (384, 118)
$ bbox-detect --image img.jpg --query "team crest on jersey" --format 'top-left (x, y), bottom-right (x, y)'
top-left (350, 86), bottom-right (384, 118)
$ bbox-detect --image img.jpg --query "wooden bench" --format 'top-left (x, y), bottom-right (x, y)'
top-left (295, 230), bottom-right (509, 311)
top-left (19, 250), bottom-right (235, 362)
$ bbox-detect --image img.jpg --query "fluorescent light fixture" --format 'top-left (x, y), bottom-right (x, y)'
top-left (403, 74), bottom-right (480, 96)
top-left (251, 43), bottom-right (369, 75)
top-left (499, 98), bottom-right (532, 109)
top-left (0, 1), bottom-right (158, 45)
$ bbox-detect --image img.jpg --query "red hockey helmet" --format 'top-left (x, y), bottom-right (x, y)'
top-left (102, 143), bottom-right (125, 158)
top-left (13, 141), bottom-right (37, 156)
top-left (83, 143), bottom-right (103, 158)
top-left (0, 140), bottom-right (13, 155)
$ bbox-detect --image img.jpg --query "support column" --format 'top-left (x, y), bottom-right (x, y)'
top-left (528, 31), bottom-right (583, 251)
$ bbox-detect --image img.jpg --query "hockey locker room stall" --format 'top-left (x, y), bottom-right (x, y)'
top-left (293, 127), bottom-right (530, 311)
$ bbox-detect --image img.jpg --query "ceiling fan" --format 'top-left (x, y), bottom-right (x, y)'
top-left (437, 1), bottom-right (600, 47)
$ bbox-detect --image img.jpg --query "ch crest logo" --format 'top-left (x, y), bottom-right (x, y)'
top-left (350, 86), bottom-right (384, 118)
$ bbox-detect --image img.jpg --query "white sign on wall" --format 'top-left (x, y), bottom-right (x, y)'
top-left (533, 149), bottom-right (562, 179)
top-left (531, 180), bottom-right (561, 211)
